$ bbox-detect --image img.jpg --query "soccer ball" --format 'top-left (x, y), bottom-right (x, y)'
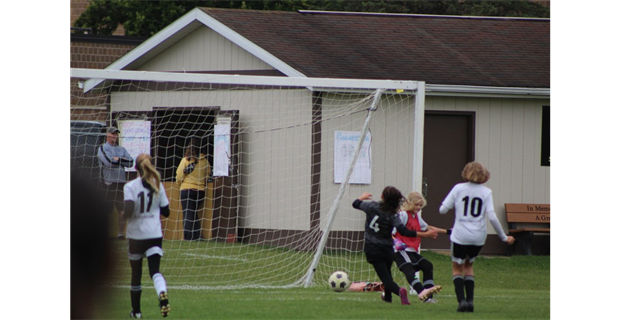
top-left (328, 271), bottom-right (351, 292)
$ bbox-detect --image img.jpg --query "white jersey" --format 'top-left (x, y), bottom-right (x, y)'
top-left (124, 178), bottom-right (170, 240)
top-left (440, 182), bottom-right (507, 246)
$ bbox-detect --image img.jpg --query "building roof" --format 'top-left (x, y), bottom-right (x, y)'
top-left (201, 8), bottom-right (549, 88)
top-left (82, 8), bottom-right (549, 92)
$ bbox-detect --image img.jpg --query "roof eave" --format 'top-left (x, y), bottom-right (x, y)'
top-left (426, 84), bottom-right (550, 99)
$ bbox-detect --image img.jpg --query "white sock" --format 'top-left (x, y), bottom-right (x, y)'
top-left (152, 273), bottom-right (167, 296)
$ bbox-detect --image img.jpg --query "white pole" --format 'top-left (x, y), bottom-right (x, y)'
top-left (303, 89), bottom-right (384, 287)
top-left (412, 82), bottom-right (426, 193)
top-left (411, 82), bottom-right (426, 292)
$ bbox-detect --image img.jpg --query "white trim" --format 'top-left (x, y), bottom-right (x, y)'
top-left (72, 68), bottom-right (419, 91)
top-left (426, 84), bottom-right (549, 98)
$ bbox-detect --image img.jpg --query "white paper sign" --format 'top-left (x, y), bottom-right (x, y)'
top-left (119, 120), bottom-right (151, 172)
top-left (213, 124), bottom-right (231, 177)
top-left (334, 131), bottom-right (371, 184)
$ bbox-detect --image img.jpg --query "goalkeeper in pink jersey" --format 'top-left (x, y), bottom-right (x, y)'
top-left (439, 161), bottom-right (515, 313)
top-left (393, 191), bottom-right (448, 303)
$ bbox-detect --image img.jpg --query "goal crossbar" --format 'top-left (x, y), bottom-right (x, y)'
top-left (71, 68), bottom-right (420, 92)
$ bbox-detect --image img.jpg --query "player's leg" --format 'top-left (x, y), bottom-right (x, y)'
top-left (128, 241), bottom-right (145, 318)
top-left (375, 259), bottom-right (409, 305)
top-left (451, 242), bottom-right (469, 312)
top-left (463, 245), bottom-right (482, 312)
top-left (146, 241), bottom-right (170, 317)
top-left (416, 256), bottom-right (442, 302)
top-left (395, 251), bottom-right (424, 295)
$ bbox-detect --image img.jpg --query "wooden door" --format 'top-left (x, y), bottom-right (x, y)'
top-left (421, 111), bottom-right (474, 250)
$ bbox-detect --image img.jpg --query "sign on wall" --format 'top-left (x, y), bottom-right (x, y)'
top-left (213, 123), bottom-right (231, 177)
top-left (119, 120), bottom-right (151, 172)
top-left (334, 131), bottom-right (371, 184)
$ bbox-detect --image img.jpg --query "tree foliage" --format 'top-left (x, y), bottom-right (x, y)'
top-left (74, 0), bottom-right (550, 37)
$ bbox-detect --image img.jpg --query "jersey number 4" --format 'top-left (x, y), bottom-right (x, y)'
top-left (137, 191), bottom-right (154, 213)
top-left (461, 196), bottom-right (483, 217)
top-left (369, 215), bottom-right (380, 232)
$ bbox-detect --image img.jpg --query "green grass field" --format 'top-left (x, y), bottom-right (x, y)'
top-left (93, 250), bottom-right (550, 319)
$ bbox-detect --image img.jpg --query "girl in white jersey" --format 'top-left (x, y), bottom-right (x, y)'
top-left (439, 161), bottom-right (514, 313)
top-left (123, 154), bottom-right (171, 318)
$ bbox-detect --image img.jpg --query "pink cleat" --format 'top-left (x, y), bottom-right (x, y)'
top-left (399, 287), bottom-right (410, 305)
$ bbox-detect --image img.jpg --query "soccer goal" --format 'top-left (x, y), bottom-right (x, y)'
top-left (70, 68), bottom-right (426, 290)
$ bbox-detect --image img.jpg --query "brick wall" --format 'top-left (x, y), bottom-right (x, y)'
top-left (70, 38), bottom-right (142, 121)
top-left (70, 0), bottom-right (89, 28)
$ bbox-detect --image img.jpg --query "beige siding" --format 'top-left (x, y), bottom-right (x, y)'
top-left (319, 94), bottom-right (417, 231)
top-left (427, 96), bottom-right (551, 231)
top-left (140, 26), bottom-right (274, 72)
top-left (111, 89), bottom-right (313, 230)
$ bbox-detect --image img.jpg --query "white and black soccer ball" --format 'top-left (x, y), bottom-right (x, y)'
top-left (328, 271), bottom-right (351, 292)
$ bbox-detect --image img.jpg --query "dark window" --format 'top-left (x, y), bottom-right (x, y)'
top-left (541, 106), bottom-right (550, 166)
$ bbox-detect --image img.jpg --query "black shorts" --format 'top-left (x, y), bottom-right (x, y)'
top-left (364, 243), bottom-right (395, 263)
top-left (394, 250), bottom-right (425, 269)
top-left (128, 238), bottom-right (163, 261)
top-left (451, 242), bottom-right (483, 265)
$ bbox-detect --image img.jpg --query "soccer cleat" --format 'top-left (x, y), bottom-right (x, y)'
top-left (423, 297), bottom-right (437, 304)
top-left (129, 311), bottom-right (142, 318)
top-left (467, 300), bottom-right (474, 312)
top-left (457, 300), bottom-right (469, 312)
top-left (159, 292), bottom-right (170, 317)
top-left (418, 285), bottom-right (442, 302)
top-left (380, 291), bottom-right (392, 303)
top-left (399, 287), bottom-right (410, 305)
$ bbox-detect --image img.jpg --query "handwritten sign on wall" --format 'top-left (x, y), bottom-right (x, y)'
top-left (119, 120), bottom-right (151, 171)
top-left (334, 131), bottom-right (371, 184)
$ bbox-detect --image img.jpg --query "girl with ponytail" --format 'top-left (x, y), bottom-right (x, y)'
top-left (123, 153), bottom-right (171, 318)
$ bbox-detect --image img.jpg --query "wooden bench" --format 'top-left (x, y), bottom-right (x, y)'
top-left (505, 203), bottom-right (550, 255)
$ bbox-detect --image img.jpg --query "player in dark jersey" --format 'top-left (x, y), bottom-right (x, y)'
top-left (352, 186), bottom-right (437, 305)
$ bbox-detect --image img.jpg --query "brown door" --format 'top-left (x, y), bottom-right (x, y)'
top-left (421, 111), bottom-right (474, 250)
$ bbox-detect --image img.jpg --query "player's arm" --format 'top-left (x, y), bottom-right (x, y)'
top-left (352, 192), bottom-right (372, 209)
top-left (394, 224), bottom-right (419, 238)
top-left (428, 225), bottom-right (452, 235)
top-left (158, 183), bottom-right (171, 218)
top-left (160, 205), bottom-right (170, 218)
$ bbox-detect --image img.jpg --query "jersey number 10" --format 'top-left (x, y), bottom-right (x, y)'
top-left (461, 196), bottom-right (483, 217)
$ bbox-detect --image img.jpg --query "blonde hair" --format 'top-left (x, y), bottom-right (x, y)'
top-left (461, 161), bottom-right (490, 184)
top-left (401, 191), bottom-right (427, 212)
top-left (136, 153), bottom-right (161, 193)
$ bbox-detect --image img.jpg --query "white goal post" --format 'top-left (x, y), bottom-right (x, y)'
top-left (70, 68), bottom-right (426, 289)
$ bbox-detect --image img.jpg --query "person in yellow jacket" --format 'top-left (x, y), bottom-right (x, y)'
top-left (176, 141), bottom-right (211, 241)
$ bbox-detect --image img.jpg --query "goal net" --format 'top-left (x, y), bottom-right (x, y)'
top-left (70, 68), bottom-right (425, 290)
